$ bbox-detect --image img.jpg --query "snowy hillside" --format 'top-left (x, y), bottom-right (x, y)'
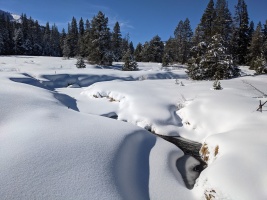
top-left (0, 56), bottom-right (267, 200)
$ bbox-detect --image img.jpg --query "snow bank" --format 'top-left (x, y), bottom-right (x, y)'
top-left (0, 73), bottom-right (157, 199)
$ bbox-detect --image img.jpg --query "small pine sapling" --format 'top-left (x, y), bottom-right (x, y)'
top-left (75, 57), bottom-right (86, 68)
top-left (122, 49), bottom-right (138, 71)
top-left (213, 79), bottom-right (222, 90)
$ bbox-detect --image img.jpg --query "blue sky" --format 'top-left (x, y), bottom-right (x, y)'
top-left (1, 0), bottom-right (267, 45)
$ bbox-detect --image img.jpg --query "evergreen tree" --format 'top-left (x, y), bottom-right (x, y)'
top-left (121, 33), bottom-right (130, 57)
top-left (181, 18), bottom-right (193, 63)
top-left (188, 34), bottom-right (240, 80)
top-left (63, 37), bottom-right (71, 59)
top-left (0, 14), bottom-right (9, 54)
top-left (60, 28), bottom-right (66, 56)
top-left (43, 22), bottom-right (51, 55)
top-left (77, 18), bottom-right (85, 56)
top-left (111, 22), bottom-right (122, 61)
top-left (134, 43), bottom-right (143, 62)
top-left (231, 0), bottom-right (250, 64)
top-left (263, 20), bottom-right (267, 61)
top-left (122, 48), bottom-right (138, 71)
top-left (174, 20), bottom-right (184, 62)
top-left (88, 11), bottom-right (112, 65)
top-left (248, 22), bottom-right (266, 73)
top-left (82, 19), bottom-right (92, 57)
top-left (174, 19), bottom-right (193, 63)
top-left (68, 17), bottom-right (78, 57)
top-left (198, 0), bottom-right (216, 43)
top-left (13, 28), bottom-right (24, 55)
top-left (147, 35), bottom-right (164, 62)
top-left (75, 56), bottom-right (86, 68)
top-left (50, 24), bottom-right (61, 56)
top-left (214, 0), bottom-right (232, 44)
top-left (140, 41), bottom-right (150, 62)
top-left (162, 37), bottom-right (176, 64)
top-left (187, 41), bottom-right (207, 80)
top-left (129, 41), bottom-right (135, 55)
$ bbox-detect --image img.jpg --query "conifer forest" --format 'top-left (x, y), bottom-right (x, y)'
top-left (0, 0), bottom-right (267, 77)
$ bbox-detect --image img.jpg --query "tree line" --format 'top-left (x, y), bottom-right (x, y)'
top-left (0, 0), bottom-right (267, 77)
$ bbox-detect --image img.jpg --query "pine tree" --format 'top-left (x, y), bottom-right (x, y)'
top-left (77, 17), bottom-right (85, 56)
top-left (162, 37), bottom-right (176, 64)
top-left (83, 19), bottom-right (92, 57)
top-left (198, 0), bottom-right (216, 43)
top-left (121, 33), bottom-right (130, 57)
top-left (188, 34), bottom-right (240, 80)
top-left (50, 24), bottom-right (61, 56)
top-left (173, 19), bottom-right (193, 63)
top-left (213, 79), bottom-right (222, 90)
top-left (60, 28), bottom-right (66, 56)
top-left (187, 41), bottom-right (207, 80)
top-left (140, 41), bottom-right (150, 62)
top-left (213, 0), bottom-right (232, 44)
top-left (75, 57), bottom-right (86, 68)
top-left (88, 11), bottom-right (112, 65)
top-left (263, 20), bottom-right (267, 61)
top-left (129, 41), bottom-right (135, 55)
top-left (231, 0), bottom-right (250, 64)
top-left (69, 17), bottom-right (79, 57)
top-left (248, 22), bottom-right (266, 73)
top-left (181, 18), bottom-right (193, 63)
top-left (122, 48), bottom-right (138, 71)
top-left (63, 37), bottom-right (71, 59)
top-left (134, 43), bottom-right (143, 62)
top-left (13, 28), bottom-right (24, 55)
top-left (43, 22), bottom-right (51, 55)
top-left (147, 35), bottom-right (164, 63)
top-left (111, 22), bottom-right (122, 61)
top-left (174, 20), bottom-right (184, 62)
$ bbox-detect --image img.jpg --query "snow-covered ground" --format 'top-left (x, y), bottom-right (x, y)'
top-left (0, 56), bottom-right (266, 200)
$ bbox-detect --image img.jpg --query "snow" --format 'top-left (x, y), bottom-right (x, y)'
top-left (1, 56), bottom-right (267, 199)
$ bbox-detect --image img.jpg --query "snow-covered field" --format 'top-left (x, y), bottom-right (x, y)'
top-left (0, 56), bottom-right (266, 200)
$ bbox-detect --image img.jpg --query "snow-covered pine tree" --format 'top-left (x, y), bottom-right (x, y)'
top-left (187, 41), bottom-right (207, 80)
top-left (75, 57), bottom-right (86, 68)
top-left (122, 48), bottom-right (138, 71)
top-left (213, 79), bottom-right (222, 90)
top-left (205, 34), bottom-right (240, 79)
top-left (188, 34), bottom-right (240, 80)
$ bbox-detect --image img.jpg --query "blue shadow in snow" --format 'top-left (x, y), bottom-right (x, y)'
top-left (112, 130), bottom-right (156, 200)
